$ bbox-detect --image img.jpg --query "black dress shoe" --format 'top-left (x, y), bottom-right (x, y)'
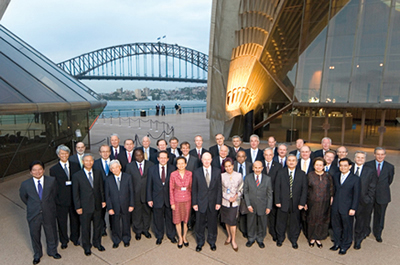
top-left (210, 244), bottom-right (217, 251)
top-left (156, 238), bottom-right (162, 245)
top-left (178, 244), bottom-right (183, 249)
top-left (72, 240), bottom-right (80, 246)
top-left (196, 245), bottom-right (202, 252)
top-left (135, 234), bottom-right (142, 240)
top-left (257, 242), bottom-right (265, 248)
top-left (246, 241), bottom-right (254, 247)
top-left (309, 241), bottom-right (315, 248)
top-left (170, 238), bottom-right (178, 244)
top-left (61, 244), bottom-right (68, 249)
top-left (51, 253), bottom-right (61, 259)
top-left (330, 245), bottom-right (340, 251)
top-left (276, 241), bottom-right (282, 247)
top-left (102, 230), bottom-right (107, 237)
top-left (376, 237), bottom-right (383, 243)
top-left (124, 242), bottom-right (130, 247)
top-left (84, 249), bottom-right (91, 256)
top-left (292, 243), bottom-right (298, 249)
top-left (95, 245), bottom-right (105, 251)
top-left (339, 248), bottom-right (347, 255)
top-left (142, 231), bottom-right (152, 238)
top-left (316, 242), bottom-right (323, 249)
top-left (354, 243), bottom-right (361, 250)
top-left (183, 241), bottom-right (189, 247)
top-left (272, 237), bottom-right (277, 242)
top-left (33, 258), bottom-right (40, 264)
top-left (112, 243), bottom-right (119, 249)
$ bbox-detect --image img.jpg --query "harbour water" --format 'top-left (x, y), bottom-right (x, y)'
top-left (101, 100), bottom-right (207, 117)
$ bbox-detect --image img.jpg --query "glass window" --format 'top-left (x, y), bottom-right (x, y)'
top-left (0, 79), bottom-right (29, 103)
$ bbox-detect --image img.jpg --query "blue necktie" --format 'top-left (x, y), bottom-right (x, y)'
top-left (88, 172), bottom-right (94, 188)
top-left (105, 161), bottom-right (109, 175)
top-left (38, 180), bottom-right (43, 200)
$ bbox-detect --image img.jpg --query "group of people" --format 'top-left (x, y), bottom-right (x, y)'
top-left (19, 133), bottom-right (394, 264)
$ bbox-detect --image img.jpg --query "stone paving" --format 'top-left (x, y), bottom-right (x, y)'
top-left (1, 113), bottom-right (399, 265)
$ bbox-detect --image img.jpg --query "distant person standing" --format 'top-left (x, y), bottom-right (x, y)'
top-left (20, 161), bottom-right (61, 264)
top-left (178, 104), bottom-right (182, 114)
top-left (156, 104), bottom-right (160, 116)
top-left (175, 103), bottom-right (179, 114)
top-left (161, 104), bottom-right (166, 116)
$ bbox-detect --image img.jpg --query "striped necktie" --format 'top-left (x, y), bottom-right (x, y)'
top-left (289, 171), bottom-right (293, 198)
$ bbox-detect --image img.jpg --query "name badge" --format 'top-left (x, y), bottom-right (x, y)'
top-left (227, 188), bottom-right (230, 194)
top-left (65, 181), bottom-right (72, 186)
top-left (181, 187), bottom-right (187, 191)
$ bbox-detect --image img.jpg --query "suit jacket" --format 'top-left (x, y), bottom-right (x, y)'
top-left (126, 160), bottom-right (154, 205)
top-left (233, 161), bottom-right (253, 178)
top-left (49, 161), bottom-right (80, 207)
top-left (262, 160), bottom-right (282, 190)
top-left (211, 156), bottom-right (225, 170)
top-left (274, 168), bottom-right (307, 212)
top-left (244, 173), bottom-right (273, 216)
top-left (110, 145), bottom-right (126, 161)
top-left (139, 146), bottom-right (158, 164)
top-left (273, 156), bottom-right (287, 168)
top-left (365, 160), bottom-right (394, 204)
top-left (189, 148), bottom-right (208, 160)
top-left (296, 158), bottom-right (315, 175)
top-left (326, 164), bottom-right (339, 177)
top-left (167, 147), bottom-right (182, 157)
top-left (245, 148), bottom-right (264, 163)
top-left (355, 165), bottom-right (378, 205)
top-left (331, 172), bottom-right (360, 214)
top-left (93, 158), bottom-right (112, 183)
top-left (72, 168), bottom-right (105, 214)
top-left (69, 154), bottom-right (83, 168)
top-left (153, 151), bottom-right (176, 165)
top-left (313, 149), bottom-right (325, 159)
top-left (118, 150), bottom-right (135, 172)
top-left (20, 176), bottom-right (57, 222)
top-left (289, 149), bottom-right (300, 159)
top-left (192, 166), bottom-right (222, 213)
top-left (174, 155), bottom-right (199, 173)
top-left (105, 172), bottom-right (134, 215)
top-left (146, 164), bottom-right (176, 208)
top-left (209, 144), bottom-right (234, 159)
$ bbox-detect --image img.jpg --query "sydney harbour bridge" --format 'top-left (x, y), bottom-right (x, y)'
top-left (57, 42), bottom-right (208, 84)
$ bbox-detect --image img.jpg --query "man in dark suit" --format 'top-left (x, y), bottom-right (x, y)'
top-left (245, 134), bottom-right (264, 163)
top-left (365, 147), bottom-right (395, 243)
top-left (267, 136), bottom-right (279, 158)
top-left (262, 147), bottom-right (282, 241)
top-left (93, 144), bottom-right (113, 237)
top-left (273, 143), bottom-right (288, 167)
top-left (167, 137), bottom-right (182, 157)
top-left (353, 151), bottom-right (377, 250)
top-left (110, 133), bottom-right (126, 161)
top-left (296, 145), bottom-right (314, 175)
top-left (289, 138), bottom-right (305, 159)
top-left (324, 150), bottom-right (339, 176)
top-left (313, 137), bottom-right (332, 158)
top-left (330, 158), bottom-right (360, 255)
top-left (244, 161), bottom-right (273, 248)
top-left (157, 139), bottom-right (176, 165)
top-left (69, 141), bottom-right (86, 168)
top-left (275, 154), bottom-right (307, 249)
top-left (336, 146), bottom-right (349, 167)
top-left (146, 151), bottom-right (177, 245)
top-left (141, 136), bottom-right (158, 164)
top-left (105, 160), bottom-right (134, 248)
top-left (234, 150), bottom-right (253, 237)
top-left (72, 154), bottom-right (106, 256)
top-left (119, 139), bottom-right (135, 171)
top-left (211, 144), bottom-right (230, 172)
top-left (189, 135), bottom-right (208, 162)
top-left (209, 133), bottom-right (229, 158)
top-left (20, 161), bottom-right (61, 264)
top-left (125, 149), bottom-right (154, 240)
top-left (192, 152), bottom-right (222, 252)
top-left (177, 141), bottom-right (199, 172)
top-left (49, 145), bottom-right (81, 250)
top-left (231, 135), bottom-right (245, 157)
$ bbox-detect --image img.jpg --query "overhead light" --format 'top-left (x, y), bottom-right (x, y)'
top-left (329, 66), bottom-right (335, 70)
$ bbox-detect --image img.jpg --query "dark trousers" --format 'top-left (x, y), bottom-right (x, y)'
top-left (56, 204), bottom-right (80, 245)
top-left (247, 212), bottom-right (267, 243)
top-left (267, 206), bottom-right (278, 240)
top-left (29, 213), bottom-right (58, 259)
top-left (195, 207), bottom-right (218, 246)
top-left (354, 202), bottom-right (373, 242)
top-left (238, 213), bottom-right (247, 236)
top-left (132, 201), bottom-right (152, 235)
top-left (373, 202), bottom-right (388, 239)
top-left (80, 210), bottom-right (102, 251)
top-left (152, 206), bottom-right (176, 240)
top-left (331, 209), bottom-right (354, 250)
top-left (276, 202), bottom-right (301, 244)
top-left (110, 211), bottom-right (131, 244)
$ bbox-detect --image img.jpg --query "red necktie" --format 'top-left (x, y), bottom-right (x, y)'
top-left (198, 150), bottom-right (201, 159)
top-left (161, 166), bottom-right (166, 184)
top-left (256, 175), bottom-right (260, 187)
top-left (139, 163), bottom-right (143, 176)
top-left (377, 163), bottom-right (381, 177)
top-left (115, 148), bottom-right (118, 158)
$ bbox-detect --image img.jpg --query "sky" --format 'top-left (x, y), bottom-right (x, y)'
top-left (1, 0), bottom-right (212, 93)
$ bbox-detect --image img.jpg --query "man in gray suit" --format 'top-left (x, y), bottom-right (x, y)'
top-left (243, 161), bottom-right (273, 248)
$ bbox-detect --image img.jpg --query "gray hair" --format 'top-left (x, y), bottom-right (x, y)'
top-left (264, 147), bottom-right (273, 152)
top-left (232, 135), bottom-right (242, 141)
top-left (250, 134), bottom-right (260, 142)
top-left (374, 147), bottom-right (386, 154)
top-left (277, 143), bottom-right (287, 149)
top-left (220, 145), bottom-right (230, 155)
top-left (354, 151), bottom-right (367, 158)
top-left (82, 153), bottom-right (94, 160)
top-left (109, 159), bottom-right (121, 168)
top-left (321, 137), bottom-right (332, 144)
top-left (56, 144), bottom-right (71, 155)
top-left (287, 154), bottom-right (298, 161)
top-left (110, 133), bottom-right (120, 139)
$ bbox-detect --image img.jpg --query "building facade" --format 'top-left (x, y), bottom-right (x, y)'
top-left (208, 0), bottom-right (400, 148)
